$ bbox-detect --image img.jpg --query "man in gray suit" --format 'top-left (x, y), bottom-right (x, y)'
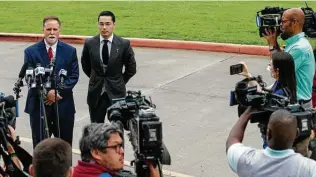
top-left (81, 11), bottom-right (137, 123)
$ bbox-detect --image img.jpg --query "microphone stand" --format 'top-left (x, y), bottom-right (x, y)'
top-left (52, 59), bottom-right (61, 138)
top-left (37, 73), bottom-right (50, 140)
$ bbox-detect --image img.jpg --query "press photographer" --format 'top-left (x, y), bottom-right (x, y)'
top-left (226, 107), bottom-right (316, 177)
top-left (230, 57), bottom-right (316, 157)
top-left (234, 51), bottom-right (297, 148)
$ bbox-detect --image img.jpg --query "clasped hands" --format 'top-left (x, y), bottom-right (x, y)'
top-left (44, 89), bottom-right (62, 105)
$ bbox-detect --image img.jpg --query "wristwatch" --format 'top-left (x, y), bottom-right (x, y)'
top-left (269, 45), bottom-right (275, 51)
top-left (269, 46), bottom-right (275, 51)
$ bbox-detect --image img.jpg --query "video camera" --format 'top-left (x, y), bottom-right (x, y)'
top-left (256, 3), bottom-right (316, 38)
top-left (0, 92), bottom-right (32, 177)
top-left (107, 90), bottom-right (171, 177)
top-left (230, 76), bottom-right (316, 142)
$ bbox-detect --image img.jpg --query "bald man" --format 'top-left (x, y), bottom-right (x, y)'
top-left (226, 108), bottom-right (316, 177)
top-left (263, 8), bottom-right (315, 108)
top-left (263, 8), bottom-right (315, 156)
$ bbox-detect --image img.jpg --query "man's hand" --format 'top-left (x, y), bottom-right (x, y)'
top-left (8, 125), bottom-right (17, 142)
top-left (45, 90), bottom-right (62, 105)
top-left (262, 28), bottom-right (278, 47)
top-left (148, 162), bottom-right (160, 177)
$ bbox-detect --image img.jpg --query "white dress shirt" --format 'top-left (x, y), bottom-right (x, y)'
top-left (44, 39), bottom-right (58, 59)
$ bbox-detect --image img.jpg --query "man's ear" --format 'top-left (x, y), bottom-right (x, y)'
top-left (29, 164), bottom-right (35, 177)
top-left (91, 149), bottom-right (102, 161)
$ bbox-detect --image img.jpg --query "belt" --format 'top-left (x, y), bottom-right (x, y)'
top-left (298, 99), bottom-right (311, 104)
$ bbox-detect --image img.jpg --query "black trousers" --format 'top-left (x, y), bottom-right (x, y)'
top-left (30, 102), bottom-right (74, 148)
top-left (89, 93), bottom-right (112, 123)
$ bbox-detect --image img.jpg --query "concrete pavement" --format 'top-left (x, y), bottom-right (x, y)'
top-left (0, 41), bottom-right (274, 177)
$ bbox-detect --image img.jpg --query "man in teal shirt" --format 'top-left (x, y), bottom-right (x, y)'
top-left (263, 8), bottom-right (315, 157)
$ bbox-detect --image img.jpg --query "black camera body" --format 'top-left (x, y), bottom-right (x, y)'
top-left (0, 92), bottom-right (32, 177)
top-left (230, 76), bottom-right (316, 141)
top-left (107, 91), bottom-right (170, 177)
top-left (256, 6), bottom-right (316, 38)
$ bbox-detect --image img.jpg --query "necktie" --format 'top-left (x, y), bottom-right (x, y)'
top-left (102, 40), bottom-right (109, 65)
top-left (48, 47), bottom-right (53, 62)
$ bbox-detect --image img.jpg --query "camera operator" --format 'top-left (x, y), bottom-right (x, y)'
top-left (239, 51), bottom-right (297, 148)
top-left (240, 51), bottom-right (297, 102)
top-left (262, 8), bottom-right (315, 156)
top-left (226, 107), bottom-right (316, 177)
top-left (263, 8), bottom-right (315, 109)
top-left (72, 123), bottom-right (160, 177)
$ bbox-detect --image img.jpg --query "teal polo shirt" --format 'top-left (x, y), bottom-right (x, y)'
top-left (284, 32), bottom-right (315, 100)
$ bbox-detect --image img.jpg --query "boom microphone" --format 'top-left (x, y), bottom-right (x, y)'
top-left (18, 63), bottom-right (28, 79)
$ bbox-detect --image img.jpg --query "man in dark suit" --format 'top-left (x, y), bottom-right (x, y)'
top-left (23, 16), bottom-right (79, 148)
top-left (81, 11), bottom-right (136, 123)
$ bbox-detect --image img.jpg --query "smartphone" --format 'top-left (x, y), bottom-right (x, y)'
top-left (230, 64), bottom-right (243, 75)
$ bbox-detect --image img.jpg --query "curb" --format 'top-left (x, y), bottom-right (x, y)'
top-left (0, 32), bottom-right (270, 56)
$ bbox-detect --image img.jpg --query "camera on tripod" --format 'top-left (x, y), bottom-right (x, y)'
top-left (107, 90), bottom-right (171, 177)
top-left (230, 76), bottom-right (316, 142)
top-left (256, 4), bottom-right (316, 38)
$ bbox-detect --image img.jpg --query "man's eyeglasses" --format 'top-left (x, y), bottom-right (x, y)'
top-left (104, 143), bottom-right (124, 153)
top-left (280, 19), bottom-right (296, 24)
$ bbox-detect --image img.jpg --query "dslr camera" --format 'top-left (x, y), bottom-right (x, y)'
top-left (256, 4), bottom-right (316, 38)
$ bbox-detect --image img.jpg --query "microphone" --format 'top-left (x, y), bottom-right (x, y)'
top-left (34, 63), bottom-right (45, 77)
top-left (25, 67), bottom-right (34, 86)
top-left (18, 63), bottom-right (28, 78)
top-left (58, 69), bottom-right (67, 87)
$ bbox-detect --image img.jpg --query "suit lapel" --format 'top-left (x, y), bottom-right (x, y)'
top-left (110, 35), bottom-right (121, 61)
top-left (55, 41), bottom-right (63, 67)
top-left (92, 35), bottom-right (101, 63)
top-left (39, 40), bottom-right (50, 66)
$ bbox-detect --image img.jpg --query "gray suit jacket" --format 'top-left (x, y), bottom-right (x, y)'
top-left (81, 34), bottom-right (136, 108)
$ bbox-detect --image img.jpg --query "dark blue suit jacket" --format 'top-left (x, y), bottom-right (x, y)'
top-left (23, 40), bottom-right (79, 117)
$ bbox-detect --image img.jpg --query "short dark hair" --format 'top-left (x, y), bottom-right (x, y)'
top-left (98, 11), bottom-right (115, 22)
top-left (43, 15), bottom-right (61, 27)
top-left (79, 123), bottom-right (122, 162)
top-left (33, 138), bottom-right (72, 177)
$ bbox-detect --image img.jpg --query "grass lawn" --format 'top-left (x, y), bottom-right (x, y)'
top-left (0, 1), bottom-right (316, 46)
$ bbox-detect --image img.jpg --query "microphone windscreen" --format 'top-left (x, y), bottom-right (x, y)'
top-left (18, 63), bottom-right (28, 78)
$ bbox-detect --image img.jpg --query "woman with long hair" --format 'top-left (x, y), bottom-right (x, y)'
top-left (239, 51), bottom-right (297, 148)
top-left (240, 51), bottom-right (297, 102)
